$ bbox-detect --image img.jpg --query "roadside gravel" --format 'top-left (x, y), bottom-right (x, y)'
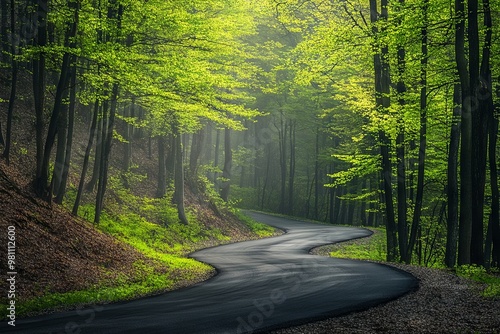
top-left (267, 244), bottom-right (500, 333)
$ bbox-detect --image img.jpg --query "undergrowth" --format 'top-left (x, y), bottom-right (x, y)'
top-left (328, 227), bottom-right (387, 262)
top-left (6, 172), bottom-right (276, 318)
top-left (328, 225), bottom-right (500, 298)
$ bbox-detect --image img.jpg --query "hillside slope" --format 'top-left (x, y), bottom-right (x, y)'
top-left (0, 160), bottom-right (277, 319)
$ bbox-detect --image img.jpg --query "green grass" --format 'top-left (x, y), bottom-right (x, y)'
top-left (236, 210), bottom-right (277, 237)
top-left (456, 265), bottom-right (500, 298)
top-left (3, 185), bottom-right (278, 318)
top-left (325, 225), bottom-right (500, 299)
top-left (328, 227), bottom-right (387, 261)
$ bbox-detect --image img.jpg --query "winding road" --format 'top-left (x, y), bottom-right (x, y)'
top-left (4, 211), bottom-right (418, 334)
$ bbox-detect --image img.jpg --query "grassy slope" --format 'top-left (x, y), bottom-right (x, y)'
top-left (314, 225), bottom-right (500, 298)
top-left (0, 162), bottom-right (276, 319)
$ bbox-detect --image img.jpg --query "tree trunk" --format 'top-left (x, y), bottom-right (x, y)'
top-left (72, 100), bottom-right (99, 215)
top-left (288, 120), bottom-right (296, 215)
top-left (189, 127), bottom-right (205, 176)
top-left (213, 128), bottom-right (220, 191)
top-left (55, 62), bottom-right (76, 204)
top-left (86, 102), bottom-right (104, 191)
top-left (52, 87), bottom-right (69, 196)
top-left (33, 0), bottom-right (48, 180)
top-left (490, 115), bottom-right (500, 268)
top-left (456, 0), bottom-right (472, 265)
top-left (36, 1), bottom-right (78, 197)
top-left (278, 115), bottom-right (287, 214)
top-left (94, 82), bottom-right (119, 224)
top-left (469, 0), bottom-right (486, 266)
top-left (220, 127), bottom-right (232, 202)
top-left (123, 101), bottom-right (134, 171)
top-left (406, 0), bottom-right (428, 264)
top-left (1, 0), bottom-right (8, 64)
top-left (445, 84), bottom-right (462, 267)
top-left (173, 122), bottom-right (188, 225)
top-left (156, 136), bottom-right (167, 198)
top-left (370, 0), bottom-right (397, 262)
top-left (2, 0), bottom-right (18, 165)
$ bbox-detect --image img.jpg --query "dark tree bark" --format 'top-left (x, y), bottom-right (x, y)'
top-left (445, 84), bottom-right (462, 267)
top-left (52, 87), bottom-right (69, 196)
top-left (277, 115), bottom-right (287, 214)
top-left (220, 127), bottom-right (232, 202)
top-left (490, 113), bottom-right (500, 268)
top-left (288, 120), bottom-right (296, 215)
top-left (469, 0), bottom-right (486, 266)
top-left (33, 0), bottom-right (48, 179)
top-left (55, 61), bottom-right (77, 204)
top-left (173, 123), bottom-right (188, 225)
top-left (35, 0), bottom-right (79, 197)
top-left (165, 133), bottom-right (175, 184)
top-left (2, 0), bottom-right (18, 165)
top-left (407, 0), bottom-right (428, 264)
top-left (123, 101), bottom-right (134, 171)
top-left (213, 128), bottom-right (221, 190)
top-left (156, 135), bottom-right (167, 198)
top-left (1, 0), bottom-right (8, 64)
top-left (189, 127), bottom-right (205, 175)
top-left (86, 102), bottom-right (104, 191)
top-left (94, 82), bottom-right (119, 224)
top-left (72, 100), bottom-right (99, 215)
top-left (370, 0), bottom-right (397, 261)
top-left (456, 0), bottom-right (472, 265)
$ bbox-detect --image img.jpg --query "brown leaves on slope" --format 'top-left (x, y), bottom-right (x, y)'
top-left (0, 162), bottom-right (149, 302)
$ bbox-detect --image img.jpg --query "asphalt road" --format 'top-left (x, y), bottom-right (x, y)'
top-left (3, 211), bottom-right (418, 334)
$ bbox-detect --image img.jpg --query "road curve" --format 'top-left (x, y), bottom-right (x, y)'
top-left (3, 211), bottom-right (417, 334)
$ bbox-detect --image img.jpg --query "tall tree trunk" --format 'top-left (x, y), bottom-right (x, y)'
top-left (490, 114), bottom-right (500, 268)
top-left (1, 0), bottom-right (8, 64)
top-left (395, 0), bottom-right (408, 261)
top-left (445, 84), bottom-right (462, 267)
top-left (407, 0), bottom-right (428, 264)
top-left (189, 127), bottom-right (205, 176)
top-left (2, 0), bottom-right (18, 165)
top-left (123, 101), bottom-right (134, 171)
top-left (33, 0), bottom-right (48, 179)
top-left (36, 0), bottom-right (79, 197)
top-left (456, 0), bottom-right (472, 265)
top-left (314, 127), bottom-right (320, 220)
top-left (156, 136), bottom-right (167, 198)
top-left (278, 115), bottom-right (287, 214)
top-left (173, 122), bottom-right (188, 225)
top-left (86, 102), bottom-right (104, 191)
top-left (52, 87), bottom-right (69, 196)
top-left (288, 120), bottom-right (296, 215)
top-left (213, 129), bottom-right (220, 191)
top-left (72, 100), bottom-right (99, 215)
top-left (220, 127), bottom-right (232, 202)
top-left (94, 83), bottom-right (119, 224)
top-left (55, 61), bottom-right (76, 204)
top-left (370, 0), bottom-right (397, 261)
top-left (165, 134), bottom-right (175, 185)
top-left (469, 0), bottom-right (486, 266)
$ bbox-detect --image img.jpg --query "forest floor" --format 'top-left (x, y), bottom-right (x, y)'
top-left (0, 159), bottom-right (279, 319)
top-left (268, 237), bottom-right (500, 334)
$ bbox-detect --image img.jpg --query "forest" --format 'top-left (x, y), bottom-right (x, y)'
top-left (1, 0), bottom-right (500, 321)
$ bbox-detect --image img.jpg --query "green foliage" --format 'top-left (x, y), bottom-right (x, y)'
top-left (456, 265), bottom-right (500, 298)
top-left (329, 228), bottom-right (387, 262)
top-left (235, 210), bottom-right (277, 238)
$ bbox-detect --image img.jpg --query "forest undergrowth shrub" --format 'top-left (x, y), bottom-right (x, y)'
top-left (456, 265), bottom-right (500, 298)
top-left (329, 227), bottom-right (387, 261)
